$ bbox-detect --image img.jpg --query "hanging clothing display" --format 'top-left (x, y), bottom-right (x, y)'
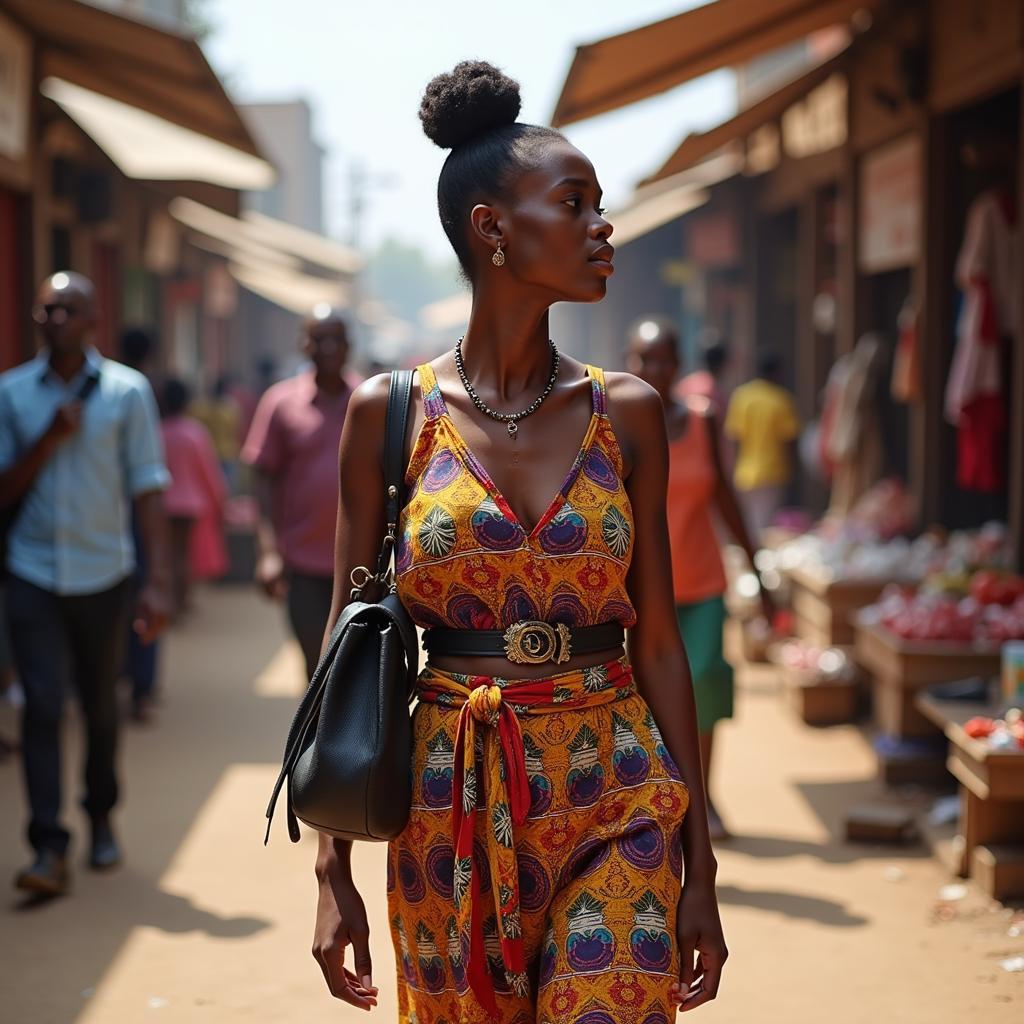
top-left (891, 295), bottom-right (921, 404)
top-left (820, 333), bottom-right (886, 517)
top-left (944, 189), bottom-right (1018, 493)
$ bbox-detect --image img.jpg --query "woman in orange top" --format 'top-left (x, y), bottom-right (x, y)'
top-left (310, 63), bottom-right (727, 1022)
top-left (627, 319), bottom-right (772, 840)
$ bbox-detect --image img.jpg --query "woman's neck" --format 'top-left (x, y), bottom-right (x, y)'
top-left (460, 292), bottom-right (554, 402)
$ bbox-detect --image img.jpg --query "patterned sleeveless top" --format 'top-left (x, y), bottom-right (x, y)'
top-left (395, 362), bottom-right (637, 631)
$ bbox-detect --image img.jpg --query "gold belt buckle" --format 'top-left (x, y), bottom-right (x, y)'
top-left (503, 620), bottom-right (572, 665)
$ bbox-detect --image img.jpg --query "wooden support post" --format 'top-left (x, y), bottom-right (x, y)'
top-left (1012, 91), bottom-right (1024, 570)
top-left (915, 114), bottom-right (951, 529)
top-left (836, 143), bottom-right (858, 359)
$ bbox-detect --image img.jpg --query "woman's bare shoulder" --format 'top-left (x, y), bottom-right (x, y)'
top-left (603, 369), bottom-right (663, 423)
top-left (347, 372), bottom-right (393, 431)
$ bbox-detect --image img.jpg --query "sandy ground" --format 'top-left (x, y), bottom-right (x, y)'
top-left (0, 585), bottom-right (1021, 1023)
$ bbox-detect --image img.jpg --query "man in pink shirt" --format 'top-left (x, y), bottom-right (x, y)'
top-left (241, 309), bottom-right (353, 679)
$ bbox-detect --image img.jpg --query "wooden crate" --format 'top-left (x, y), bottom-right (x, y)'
top-left (787, 566), bottom-right (894, 647)
top-left (779, 662), bottom-right (861, 726)
top-left (972, 845), bottom-right (1024, 902)
top-left (855, 624), bottom-right (1002, 738)
top-left (916, 694), bottom-right (1024, 901)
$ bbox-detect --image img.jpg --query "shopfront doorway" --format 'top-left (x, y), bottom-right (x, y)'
top-left (938, 86), bottom-right (1019, 530)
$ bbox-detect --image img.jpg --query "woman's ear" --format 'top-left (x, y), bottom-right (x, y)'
top-left (469, 203), bottom-right (503, 248)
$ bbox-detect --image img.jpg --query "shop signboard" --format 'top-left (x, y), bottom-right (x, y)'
top-left (858, 135), bottom-right (921, 273)
top-left (0, 13), bottom-right (30, 164)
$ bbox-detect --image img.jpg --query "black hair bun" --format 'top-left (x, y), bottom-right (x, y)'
top-left (419, 61), bottom-right (521, 150)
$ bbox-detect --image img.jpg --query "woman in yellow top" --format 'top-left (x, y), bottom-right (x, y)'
top-left (723, 351), bottom-right (800, 542)
top-left (309, 62), bottom-right (727, 1022)
top-left (627, 321), bottom-right (772, 841)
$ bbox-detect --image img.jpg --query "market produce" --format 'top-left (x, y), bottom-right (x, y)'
top-left (963, 707), bottom-right (1024, 751)
top-left (775, 520), bottom-right (1013, 584)
top-left (775, 638), bottom-right (856, 682)
top-left (859, 582), bottom-right (1024, 644)
top-left (968, 570), bottom-right (1024, 606)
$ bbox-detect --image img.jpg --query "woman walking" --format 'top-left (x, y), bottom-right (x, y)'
top-left (158, 378), bottom-right (227, 619)
top-left (627, 321), bottom-right (773, 841)
top-left (311, 63), bottom-right (727, 1022)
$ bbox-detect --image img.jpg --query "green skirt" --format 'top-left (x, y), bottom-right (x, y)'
top-left (676, 595), bottom-right (734, 733)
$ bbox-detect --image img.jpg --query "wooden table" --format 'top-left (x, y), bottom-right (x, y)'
top-left (915, 693), bottom-right (1024, 900)
top-left (786, 566), bottom-right (898, 647)
top-left (854, 624), bottom-right (1003, 738)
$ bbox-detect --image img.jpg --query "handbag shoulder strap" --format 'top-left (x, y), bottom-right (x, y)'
top-left (375, 369), bottom-right (413, 578)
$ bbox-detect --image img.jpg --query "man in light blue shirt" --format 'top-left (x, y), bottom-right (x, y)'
top-left (0, 272), bottom-right (171, 896)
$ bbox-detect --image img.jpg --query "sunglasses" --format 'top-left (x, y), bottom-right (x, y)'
top-left (32, 302), bottom-right (82, 325)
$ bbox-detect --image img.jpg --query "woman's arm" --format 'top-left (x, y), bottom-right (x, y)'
top-left (311, 372), bottom-right (395, 1010)
top-left (705, 412), bottom-right (773, 622)
top-left (609, 372), bottom-right (728, 1010)
top-left (612, 375), bottom-right (717, 881)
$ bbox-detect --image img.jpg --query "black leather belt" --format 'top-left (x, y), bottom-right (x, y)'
top-left (423, 620), bottom-right (625, 666)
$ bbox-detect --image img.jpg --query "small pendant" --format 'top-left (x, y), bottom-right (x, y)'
top-left (507, 420), bottom-right (518, 438)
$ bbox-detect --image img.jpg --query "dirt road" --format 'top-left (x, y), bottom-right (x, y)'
top-left (0, 586), bottom-right (1020, 1022)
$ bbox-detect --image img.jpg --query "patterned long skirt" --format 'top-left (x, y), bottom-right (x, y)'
top-left (386, 656), bottom-right (690, 1023)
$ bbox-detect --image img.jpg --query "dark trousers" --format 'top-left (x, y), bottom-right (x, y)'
top-left (286, 570), bottom-right (334, 680)
top-left (7, 574), bottom-right (132, 855)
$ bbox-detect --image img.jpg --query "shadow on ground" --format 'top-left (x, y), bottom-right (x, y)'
top-left (716, 882), bottom-right (869, 927)
top-left (0, 585), bottom-right (296, 1021)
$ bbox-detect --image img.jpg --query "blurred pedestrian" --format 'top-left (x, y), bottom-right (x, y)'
top-left (0, 272), bottom-right (171, 895)
top-left (189, 375), bottom-right (242, 493)
top-left (121, 326), bottom-right (158, 379)
top-left (723, 350), bottom-right (800, 542)
top-left (627, 318), bottom-right (772, 840)
top-left (160, 378), bottom-right (227, 621)
top-left (241, 308), bottom-right (353, 680)
top-left (121, 327), bottom-right (161, 722)
top-left (677, 327), bottom-right (731, 415)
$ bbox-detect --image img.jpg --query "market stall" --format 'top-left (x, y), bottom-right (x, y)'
top-left (915, 693), bottom-right (1024, 901)
top-left (771, 506), bottom-right (1014, 728)
top-left (855, 568), bottom-right (1024, 783)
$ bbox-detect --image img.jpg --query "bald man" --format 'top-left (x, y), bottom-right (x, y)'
top-left (241, 308), bottom-right (354, 679)
top-left (0, 272), bottom-right (171, 895)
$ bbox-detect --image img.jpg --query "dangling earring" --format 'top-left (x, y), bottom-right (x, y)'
top-left (492, 242), bottom-right (506, 267)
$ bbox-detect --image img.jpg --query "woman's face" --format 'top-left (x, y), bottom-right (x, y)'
top-left (495, 139), bottom-right (614, 302)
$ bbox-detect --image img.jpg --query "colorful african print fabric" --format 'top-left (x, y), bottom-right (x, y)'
top-left (394, 363), bottom-right (637, 631)
top-left (388, 657), bottom-right (690, 1022)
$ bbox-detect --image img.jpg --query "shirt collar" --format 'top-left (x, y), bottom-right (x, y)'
top-left (304, 369), bottom-right (351, 406)
top-left (37, 347), bottom-right (103, 389)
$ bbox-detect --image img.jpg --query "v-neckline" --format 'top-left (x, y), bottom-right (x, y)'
top-left (436, 367), bottom-right (600, 541)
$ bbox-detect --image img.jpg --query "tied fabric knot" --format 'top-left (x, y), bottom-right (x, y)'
top-left (468, 683), bottom-right (503, 726)
top-left (453, 677), bottom-right (532, 1015)
top-left (414, 659), bottom-right (635, 1016)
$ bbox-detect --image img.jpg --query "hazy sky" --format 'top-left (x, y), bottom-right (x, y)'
top-left (204, 1), bottom-right (735, 260)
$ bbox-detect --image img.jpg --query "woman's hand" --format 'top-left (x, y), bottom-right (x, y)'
top-left (312, 863), bottom-right (379, 1011)
top-left (758, 582), bottom-right (777, 629)
top-left (669, 881), bottom-right (728, 1011)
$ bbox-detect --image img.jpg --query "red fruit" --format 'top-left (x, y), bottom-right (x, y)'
top-left (970, 571), bottom-right (1024, 606)
top-left (964, 716), bottom-right (995, 739)
top-left (971, 571), bottom-right (1002, 605)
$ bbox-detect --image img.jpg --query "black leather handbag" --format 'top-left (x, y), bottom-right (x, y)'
top-left (265, 370), bottom-right (418, 843)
